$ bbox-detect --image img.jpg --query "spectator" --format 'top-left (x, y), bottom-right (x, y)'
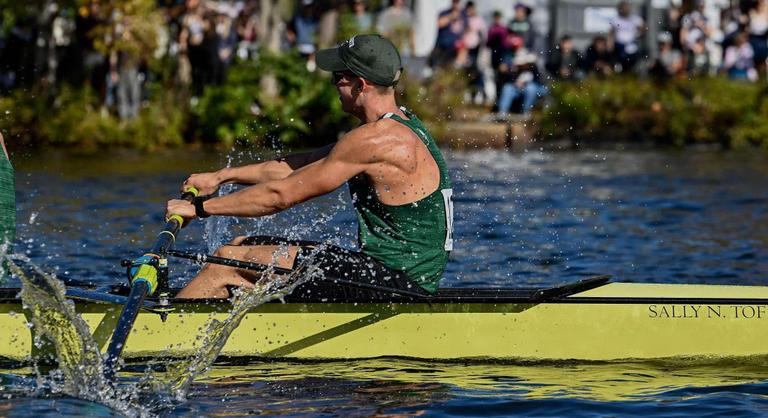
top-left (545, 35), bottom-right (582, 80)
top-left (179, 0), bottom-right (208, 95)
top-left (664, 5), bottom-right (683, 51)
top-left (351, 0), bottom-right (373, 32)
top-left (582, 35), bottom-right (613, 76)
top-left (649, 32), bottom-right (683, 80)
top-left (487, 11), bottom-right (515, 109)
top-left (724, 31), bottom-right (757, 81)
top-left (287, 0), bottom-right (320, 70)
top-left (461, 1), bottom-right (486, 102)
top-left (377, 0), bottom-right (414, 58)
top-left (236, 2), bottom-right (261, 61)
top-left (721, 2), bottom-right (748, 53)
top-left (686, 37), bottom-right (711, 76)
top-left (215, 10), bottom-right (238, 83)
top-left (497, 50), bottom-right (547, 117)
top-left (486, 10), bottom-right (508, 71)
top-left (609, 1), bottom-right (645, 72)
top-left (680, 0), bottom-right (713, 53)
top-left (508, 3), bottom-right (535, 51)
top-left (51, 8), bottom-right (77, 86)
top-left (113, 17), bottom-right (143, 120)
top-left (201, 12), bottom-right (222, 86)
top-left (430, 0), bottom-right (466, 69)
top-left (748, 0), bottom-right (768, 77)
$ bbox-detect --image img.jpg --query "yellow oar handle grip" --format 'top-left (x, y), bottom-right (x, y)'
top-left (167, 214), bottom-right (185, 227)
top-left (182, 186), bottom-right (200, 199)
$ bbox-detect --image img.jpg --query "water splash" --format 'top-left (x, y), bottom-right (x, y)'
top-left (155, 246), bottom-right (325, 398)
top-left (4, 254), bottom-right (153, 417)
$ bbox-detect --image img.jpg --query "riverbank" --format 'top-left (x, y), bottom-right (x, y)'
top-left (2, 60), bottom-right (768, 151)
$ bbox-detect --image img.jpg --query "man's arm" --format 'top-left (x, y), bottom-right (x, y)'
top-left (183, 143), bottom-right (335, 195)
top-left (169, 131), bottom-right (373, 219)
top-left (437, 11), bottom-right (454, 29)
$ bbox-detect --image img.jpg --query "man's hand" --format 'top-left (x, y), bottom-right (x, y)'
top-left (182, 172), bottom-right (221, 196)
top-left (167, 199), bottom-right (197, 224)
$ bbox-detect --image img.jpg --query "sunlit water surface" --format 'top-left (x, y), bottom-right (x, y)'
top-left (2, 148), bottom-right (768, 416)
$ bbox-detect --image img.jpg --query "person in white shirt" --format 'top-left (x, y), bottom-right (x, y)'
top-left (376, 0), bottom-right (415, 58)
top-left (609, 1), bottom-right (645, 72)
top-left (724, 31), bottom-right (757, 81)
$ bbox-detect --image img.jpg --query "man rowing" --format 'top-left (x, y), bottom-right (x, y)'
top-left (167, 35), bottom-right (454, 299)
top-left (0, 133), bottom-right (14, 282)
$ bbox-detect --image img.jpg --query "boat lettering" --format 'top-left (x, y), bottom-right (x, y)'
top-left (648, 305), bottom-right (768, 319)
top-left (731, 305), bottom-right (767, 319)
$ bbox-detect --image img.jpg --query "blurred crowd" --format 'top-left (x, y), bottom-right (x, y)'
top-left (0, 0), bottom-right (417, 120)
top-left (433, 0), bottom-right (768, 117)
top-left (2, 0), bottom-right (768, 121)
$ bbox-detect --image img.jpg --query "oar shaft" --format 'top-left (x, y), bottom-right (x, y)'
top-left (104, 189), bottom-right (198, 379)
top-left (104, 281), bottom-right (149, 380)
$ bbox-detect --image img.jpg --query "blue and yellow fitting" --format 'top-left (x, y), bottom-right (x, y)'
top-left (129, 255), bottom-right (159, 295)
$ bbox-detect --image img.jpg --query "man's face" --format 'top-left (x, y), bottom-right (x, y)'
top-left (618, 3), bottom-right (630, 16)
top-left (595, 39), bottom-right (606, 51)
top-left (332, 71), bottom-right (361, 113)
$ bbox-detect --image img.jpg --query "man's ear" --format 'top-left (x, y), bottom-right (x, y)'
top-left (355, 77), bottom-right (367, 93)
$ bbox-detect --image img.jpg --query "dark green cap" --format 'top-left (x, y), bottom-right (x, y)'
top-left (316, 34), bottom-right (403, 87)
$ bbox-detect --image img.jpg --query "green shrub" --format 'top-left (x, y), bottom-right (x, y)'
top-left (0, 83), bottom-right (186, 150)
top-left (542, 76), bottom-right (768, 148)
top-left (193, 52), bottom-right (354, 147)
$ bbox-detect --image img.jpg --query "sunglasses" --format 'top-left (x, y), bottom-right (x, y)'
top-left (331, 71), bottom-right (357, 85)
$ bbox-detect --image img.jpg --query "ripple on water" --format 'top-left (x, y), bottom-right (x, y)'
top-left (3, 148), bottom-right (768, 416)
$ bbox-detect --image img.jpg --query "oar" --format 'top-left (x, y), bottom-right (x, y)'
top-left (103, 188), bottom-right (199, 380)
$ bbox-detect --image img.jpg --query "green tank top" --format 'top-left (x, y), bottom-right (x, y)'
top-left (348, 108), bottom-right (453, 293)
top-left (0, 149), bottom-right (15, 282)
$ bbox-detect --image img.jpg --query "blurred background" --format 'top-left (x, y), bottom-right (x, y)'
top-left (1, 0), bottom-right (768, 151)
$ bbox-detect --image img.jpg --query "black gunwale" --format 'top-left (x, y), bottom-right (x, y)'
top-left (2, 276), bottom-right (768, 306)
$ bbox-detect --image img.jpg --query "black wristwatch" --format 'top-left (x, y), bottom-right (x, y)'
top-left (193, 196), bottom-right (211, 218)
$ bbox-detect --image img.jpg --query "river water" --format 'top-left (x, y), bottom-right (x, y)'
top-left (2, 148), bottom-right (768, 416)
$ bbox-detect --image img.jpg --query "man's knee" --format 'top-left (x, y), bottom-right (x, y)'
top-left (229, 235), bottom-right (249, 245)
top-left (213, 245), bottom-right (240, 258)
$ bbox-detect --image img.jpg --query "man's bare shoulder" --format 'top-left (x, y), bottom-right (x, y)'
top-left (332, 118), bottom-right (418, 163)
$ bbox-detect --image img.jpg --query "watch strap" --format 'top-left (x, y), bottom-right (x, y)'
top-left (193, 196), bottom-right (211, 218)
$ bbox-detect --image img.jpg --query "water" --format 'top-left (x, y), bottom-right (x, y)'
top-left (3, 148), bottom-right (768, 416)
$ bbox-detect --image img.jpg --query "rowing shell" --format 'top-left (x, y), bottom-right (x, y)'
top-left (2, 277), bottom-right (768, 362)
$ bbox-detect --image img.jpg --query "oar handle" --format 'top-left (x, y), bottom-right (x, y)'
top-left (165, 187), bottom-right (200, 229)
top-left (131, 188), bottom-right (201, 295)
top-left (106, 188), bottom-right (202, 380)
top-left (180, 186), bottom-right (199, 202)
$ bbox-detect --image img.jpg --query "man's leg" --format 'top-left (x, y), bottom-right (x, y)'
top-left (497, 83), bottom-right (518, 114)
top-left (176, 237), bottom-right (301, 299)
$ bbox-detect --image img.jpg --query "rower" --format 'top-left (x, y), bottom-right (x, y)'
top-left (167, 34), bottom-right (454, 299)
top-left (0, 132), bottom-right (14, 282)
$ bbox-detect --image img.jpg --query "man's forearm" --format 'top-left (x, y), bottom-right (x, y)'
top-left (202, 181), bottom-right (287, 218)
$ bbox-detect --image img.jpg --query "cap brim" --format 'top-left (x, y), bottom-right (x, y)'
top-left (316, 47), bottom-right (348, 72)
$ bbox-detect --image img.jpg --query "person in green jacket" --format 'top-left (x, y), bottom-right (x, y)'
top-left (0, 132), bottom-right (15, 282)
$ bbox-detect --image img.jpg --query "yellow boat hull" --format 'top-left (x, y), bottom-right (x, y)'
top-left (2, 282), bottom-right (768, 362)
